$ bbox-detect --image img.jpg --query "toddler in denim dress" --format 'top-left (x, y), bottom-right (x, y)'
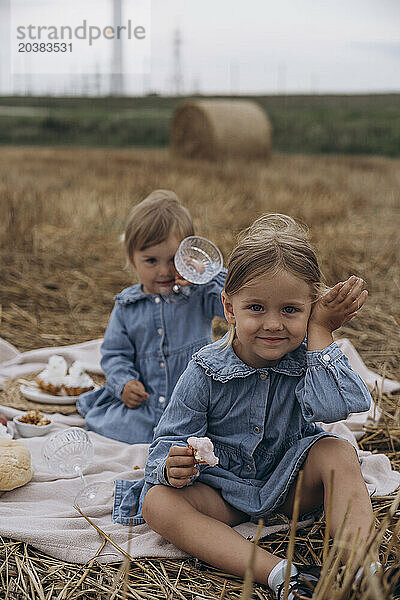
top-left (77, 190), bottom-right (226, 444)
top-left (112, 213), bottom-right (387, 600)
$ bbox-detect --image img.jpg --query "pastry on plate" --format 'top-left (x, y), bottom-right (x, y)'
top-left (62, 361), bottom-right (95, 396)
top-left (35, 355), bottom-right (67, 395)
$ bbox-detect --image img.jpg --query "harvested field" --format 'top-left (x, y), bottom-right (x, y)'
top-left (0, 146), bottom-right (399, 599)
top-left (1, 94), bottom-right (399, 156)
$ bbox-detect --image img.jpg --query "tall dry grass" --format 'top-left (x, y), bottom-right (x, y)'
top-left (0, 147), bottom-right (399, 599)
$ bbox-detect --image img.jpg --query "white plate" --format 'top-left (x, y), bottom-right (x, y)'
top-left (19, 383), bottom-right (98, 405)
top-left (7, 422), bottom-right (14, 438)
top-left (0, 422), bottom-right (14, 439)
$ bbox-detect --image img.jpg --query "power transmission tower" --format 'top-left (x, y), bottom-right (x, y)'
top-left (110, 0), bottom-right (124, 95)
top-left (172, 28), bottom-right (183, 95)
top-left (95, 63), bottom-right (102, 96)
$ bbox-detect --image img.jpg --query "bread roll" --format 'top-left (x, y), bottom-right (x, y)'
top-left (0, 439), bottom-right (33, 491)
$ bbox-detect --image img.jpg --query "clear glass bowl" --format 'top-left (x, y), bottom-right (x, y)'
top-left (174, 236), bottom-right (223, 284)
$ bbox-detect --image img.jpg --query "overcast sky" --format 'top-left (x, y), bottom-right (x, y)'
top-left (151, 0), bottom-right (400, 94)
top-left (1, 0), bottom-right (399, 95)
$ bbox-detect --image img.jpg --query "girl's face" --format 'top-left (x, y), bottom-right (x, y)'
top-left (222, 270), bottom-right (313, 368)
top-left (131, 233), bottom-right (182, 295)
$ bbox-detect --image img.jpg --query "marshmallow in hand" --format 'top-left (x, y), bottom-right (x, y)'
top-left (187, 436), bottom-right (219, 466)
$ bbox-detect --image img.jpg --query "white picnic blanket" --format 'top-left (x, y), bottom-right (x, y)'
top-left (0, 337), bottom-right (399, 564)
top-left (0, 405), bottom-right (315, 563)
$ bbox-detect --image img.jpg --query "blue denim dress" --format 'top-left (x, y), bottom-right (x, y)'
top-left (112, 335), bottom-right (371, 525)
top-left (77, 269), bottom-right (227, 443)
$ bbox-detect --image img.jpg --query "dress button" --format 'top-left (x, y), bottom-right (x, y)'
top-left (246, 464), bottom-right (252, 472)
top-left (160, 362), bottom-right (165, 368)
top-left (323, 354), bottom-right (330, 362)
top-left (259, 373), bottom-right (267, 380)
top-left (154, 297), bottom-right (161, 304)
top-left (158, 396), bottom-right (165, 403)
top-left (157, 328), bottom-right (163, 335)
top-left (253, 426), bottom-right (260, 434)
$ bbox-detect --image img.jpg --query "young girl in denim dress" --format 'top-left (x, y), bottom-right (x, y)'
top-left (112, 213), bottom-right (387, 599)
top-left (77, 190), bottom-right (226, 444)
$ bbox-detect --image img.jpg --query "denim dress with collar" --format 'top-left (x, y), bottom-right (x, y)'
top-left (77, 269), bottom-right (227, 443)
top-left (112, 334), bottom-right (371, 525)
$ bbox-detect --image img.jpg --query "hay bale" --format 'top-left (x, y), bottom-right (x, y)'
top-left (170, 99), bottom-right (272, 160)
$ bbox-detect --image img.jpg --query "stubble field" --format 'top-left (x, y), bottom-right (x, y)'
top-left (1, 147), bottom-right (399, 373)
top-left (1, 146), bottom-right (400, 599)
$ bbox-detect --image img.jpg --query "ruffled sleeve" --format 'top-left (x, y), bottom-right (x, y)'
top-left (100, 302), bottom-right (141, 400)
top-left (295, 342), bottom-right (371, 423)
top-left (144, 361), bottom-right (209, 486)
top-left (199, 267), bottom-right (227, 320)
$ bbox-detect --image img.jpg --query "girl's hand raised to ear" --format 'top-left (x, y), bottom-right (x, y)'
top-left (165, 446), bottom-right (198, 487)
top-left (309, 276), bottom-right (368, 333)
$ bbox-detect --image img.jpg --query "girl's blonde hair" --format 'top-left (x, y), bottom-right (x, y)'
top-left (223, 213), bottom-right (327, 348)
top-left (124, 190), bottom-right (194, 262)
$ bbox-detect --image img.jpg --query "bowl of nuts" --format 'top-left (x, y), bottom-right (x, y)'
top-left (13, 410), bottom-right (53, 438)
